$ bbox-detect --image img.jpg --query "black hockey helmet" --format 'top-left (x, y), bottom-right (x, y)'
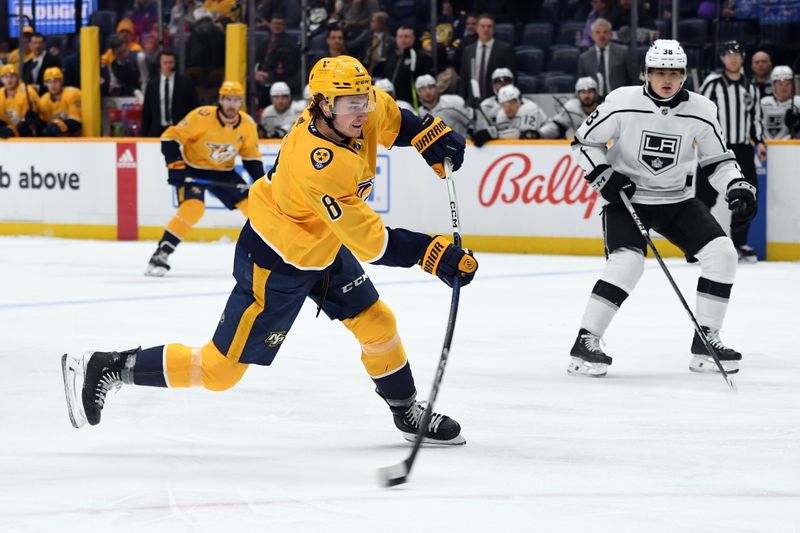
top-left (720, 40), bottom-right (744, 57)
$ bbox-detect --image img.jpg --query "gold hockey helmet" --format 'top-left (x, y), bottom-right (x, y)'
top-left (219, 80), bottom-right (245, 98)
top-left (308, 55), bottom-right (374, 113)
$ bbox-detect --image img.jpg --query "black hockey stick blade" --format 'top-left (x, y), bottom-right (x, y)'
top-left (377, 458), bottom-right (411, 487)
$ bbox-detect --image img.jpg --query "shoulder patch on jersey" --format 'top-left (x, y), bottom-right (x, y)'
top-left (311, 147), bottom-right (333, 170)
top-left (198, 108), bottom-right (211, 116)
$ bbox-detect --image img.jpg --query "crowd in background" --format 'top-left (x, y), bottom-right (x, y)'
top-left (0, 0), bottom-right (798, 141)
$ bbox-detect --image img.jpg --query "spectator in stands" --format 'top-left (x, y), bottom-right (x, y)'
top-left (255, 15), bottom-right (300, 95)
top-left (494, 85), bottom-right (548, 139)
top-left (373, 26), bottom-right (433, 109)
top-left (457, 13), bottom-right (516, 103)
top-left (204, 0), bottom-right (242, 22)
top-left (349, 11), bottom-right (394, 74)
top-left (305, 0), bottom-right (333, 35)
top-left (131, 0), bottom-right (158, 36)
top-left (170, 0), bottom-right (203, 36)
top-left (142, 51), bottom-right (198, 137)
top-left (540, 76), bottom-right (600, 139)
top-left (101, 19), bottom-right (144, 67)
top-left (415, 74), bottom-right (472, 137)
top-left (257, 0), bottom-right (286, 26)
top-left (577, 18), bottom-right (638, 98)
top-left (751, 51), bottom-right (774, 99)
top-left (761, 66), bottom-right (800, 140)
top-left (23, 32), bottom-right (61, 94)
top-left (107, 35), bottom-right (142, 97)
top-left (609, 0), bottom-right (655, 32)
top-left (477, 67), bottom-right (514, 129)
top-left (310, 26), bottom-right (348, 67)
top-left (39, 67), bottom-right (82, 137)
top-left (452, 12), bottom-right (478, 78)
top-left (0, 63), bottom-right (41, 138)
top-left (581, 0), bottom-right (611, 48)
top-left (373, 78), bottom-right (414, 111)
top-left (8, 26), bottom-right (33, 66)
top-left (330, 0), bottom-right (379, 40)
top-left (260, 81), bottom-right (304, 138)
top-left (185, 15), bottom-right (226, 93)
top-left (380, 0), bottom-right (416, 32)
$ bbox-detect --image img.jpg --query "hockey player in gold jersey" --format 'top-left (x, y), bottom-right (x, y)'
top-left (62, 56), bottom-right (477, 445)
top-left (0, 63), bottom-right (42, 138)
top-left (145, 80), bottom-right (264, 276)
top-left (38, 68), bottom-right (82, 137)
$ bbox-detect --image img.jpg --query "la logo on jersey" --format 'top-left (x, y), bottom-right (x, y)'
top-left (638, 131), bottom-right (681, 175)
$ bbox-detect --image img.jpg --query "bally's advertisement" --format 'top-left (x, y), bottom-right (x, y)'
top-left (0, 139), bottom-right (798, 260)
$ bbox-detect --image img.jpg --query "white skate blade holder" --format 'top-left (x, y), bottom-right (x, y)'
top-left (61, 353), bottom-right (88, 428)
top-left (567, 356), bottom-right (608, 377)
top-left (690, 354), bottom-right (740, 375)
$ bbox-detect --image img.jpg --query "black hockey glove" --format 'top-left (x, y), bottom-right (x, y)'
top-left (167, 169), bottom-right (187, 187)
top-left (726, 179), bottom-right (757, 230)
top-left (586, 168), bottom-right (636, 203)
top-left (785, 108), bottom-right (799, 129)
top-left (419, 235), bottom-right (478, 287)
top-left (42, 123), bottom-right (63, 137)
top-left (412, 115), bottom-right (465, 178)
top-left (471, 128), bottom-right (494, 148)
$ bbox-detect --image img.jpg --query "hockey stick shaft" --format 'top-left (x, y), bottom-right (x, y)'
top-left (183, 177), bottom-right (250, 191)
top-left (379, 158), bottom-right (463, 486)
top-left (619, 193), bottom-right (736, 391)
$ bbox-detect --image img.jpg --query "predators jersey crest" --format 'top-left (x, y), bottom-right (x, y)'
top-left (311, 147), bottom-right (333, 170)
top-left (207, 143), bottom-right (238, 163)
top-left (161, 105), bottom-right (261, 171)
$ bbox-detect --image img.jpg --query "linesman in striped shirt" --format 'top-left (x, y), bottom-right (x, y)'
top-left (697, 41), bottom-right (765, 263)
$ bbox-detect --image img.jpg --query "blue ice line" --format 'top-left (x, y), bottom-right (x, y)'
top-left (0, 264), bottom-right (688, 310)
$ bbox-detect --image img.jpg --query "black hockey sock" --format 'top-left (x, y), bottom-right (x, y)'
top-left (373, 362), bottom-right (416, 408)
top-left (130, 345), bottom-right (169, 387)
top-left (158, 230), bottom-right (182, 255)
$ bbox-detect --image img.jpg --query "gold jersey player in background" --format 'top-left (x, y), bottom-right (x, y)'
top-left (145, 80), bottom-right (264, 276)
top-left (62, 56), bottom-right (478, 445)
top-left (38, 67), bottom-right (82, 137)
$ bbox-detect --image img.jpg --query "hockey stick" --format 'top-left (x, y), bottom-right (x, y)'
top-left (183, 177), bottom-right (251, 191)
top-left (619, 193), bottom-right (737, 392)
top-left (378, 158), bottom-right (463, 487)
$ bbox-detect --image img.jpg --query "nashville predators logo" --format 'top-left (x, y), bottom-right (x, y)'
top-left (198, 108), bottom-right (211, 116)
top-left (207, 143), bottom-right (237, 163)
top-left (356, 178), bottom-right (374, 199)
top-left (311, 147), bottom-right (333, 170)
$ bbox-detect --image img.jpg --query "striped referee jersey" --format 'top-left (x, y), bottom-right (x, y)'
top-left (699, 71), bottom-right (764, 145)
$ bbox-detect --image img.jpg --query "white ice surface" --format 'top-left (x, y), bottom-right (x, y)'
top-left (1, 236), bottom-right (798, 532)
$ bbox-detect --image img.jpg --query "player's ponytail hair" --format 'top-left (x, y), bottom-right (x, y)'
top-left (308, 93), bottom-right (328, 120)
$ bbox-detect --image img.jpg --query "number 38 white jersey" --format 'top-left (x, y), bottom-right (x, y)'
top-left (573, 85), bottom-right (742, 205)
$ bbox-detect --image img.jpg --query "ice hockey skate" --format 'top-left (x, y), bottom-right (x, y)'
top-left (61, 348), bottom-right (138, 428)
top-left (145, 247), bottom-right (171, 277)
top-left (737, 245), bottom-right (758, 264)
top-left (689, 327), bottom-right (741, 374)
top-left (568, 328), bottom-right (613, 377)
top-left (390, 400), bottom-right (466, 445)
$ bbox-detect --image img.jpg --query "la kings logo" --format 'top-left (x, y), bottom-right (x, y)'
top-left (638, 131), bottom-right (681, 176)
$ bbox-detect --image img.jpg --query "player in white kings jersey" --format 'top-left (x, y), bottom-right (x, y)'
top-left (568, 39), bottom-right (757, 378)
top-left (760, 65), bottom-right (800, 140)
